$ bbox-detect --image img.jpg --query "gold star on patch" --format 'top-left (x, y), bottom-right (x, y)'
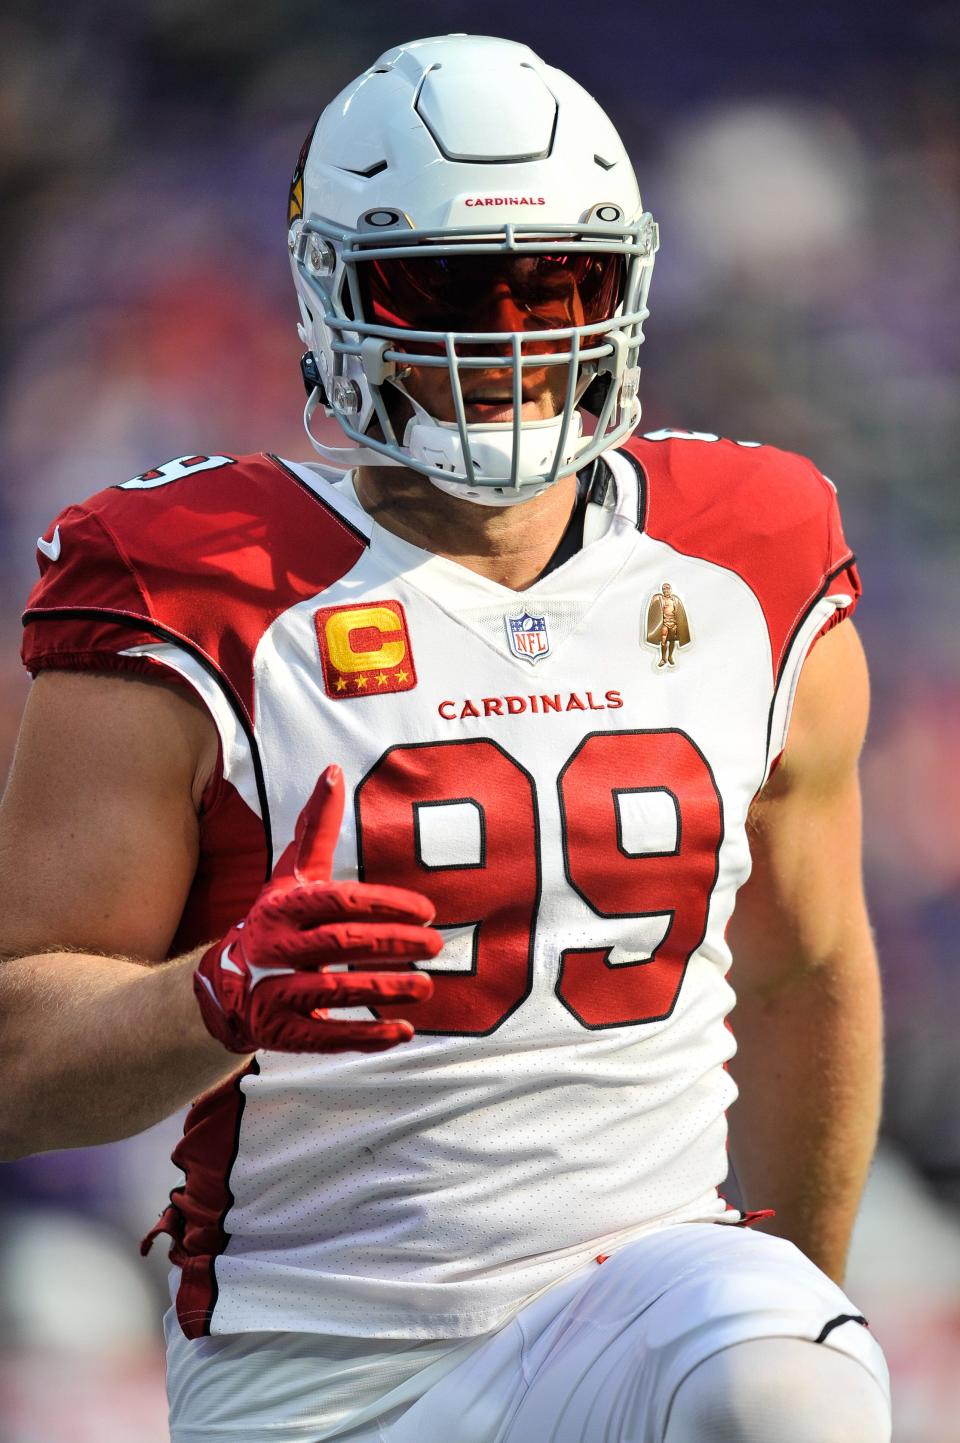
top-left (354, 674), bottom-right (369, 690)
top-left (396, 668), bottom-right (409, 683)
top-left (335, 677), bottom-right (347, 692)
top-left (375, 671), bottom-right (389, 687)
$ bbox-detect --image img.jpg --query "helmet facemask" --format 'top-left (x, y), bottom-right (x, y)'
top-left (292, 214), bottom-right (658, 504)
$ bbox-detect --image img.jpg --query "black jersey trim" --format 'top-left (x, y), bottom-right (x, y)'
top-left (584, 453), bottom-right (614, 508)
top-left (540, 471), bottom-right (593, 578)
top-left (265, 454), bottom-right (372, 546)
top-left (762, 553), bottom-right (858, 769)
top-left (22, 606), bottom-right (273, 877)
top-left (815, 1313), bottom-right (868, 1344)
top-left (775, 554), bottom-right (858, 689)
top-left (612, 447), bottom-right (648, 532)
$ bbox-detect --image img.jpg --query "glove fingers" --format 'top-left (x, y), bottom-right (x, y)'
top-left (262, 880), bottom-right (437, 928)
top-left (313, 1021), bottom-right (416, 1052)
top-left (303, 880), bottom-right (437, 924)
top-left (274, 921), bottom-right (443, 966)
top-left (270, 766), bottom-right (345, 885)
top-left (293, 764), bottom-right (344, 884)
top-left (260, 969), bottom-right (434, 1012)
top-left (257, 1013), bottom-right (416, 1053)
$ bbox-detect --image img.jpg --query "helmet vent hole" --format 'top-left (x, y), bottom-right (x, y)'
top-left (594, 153), bottom-right (616, 171)
top-left (341, 159), bottom-right (388, 178)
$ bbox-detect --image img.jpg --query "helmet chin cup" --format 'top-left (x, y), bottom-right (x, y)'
top-left (403, 413), bottom-right (584, 499)
top-left (426, 473), bottom-right (556, 507)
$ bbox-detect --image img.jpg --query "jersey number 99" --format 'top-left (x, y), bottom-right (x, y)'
top-left (355, 732), bottom-right (724, 1036)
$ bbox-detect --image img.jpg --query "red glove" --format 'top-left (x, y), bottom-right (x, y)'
top-left (194, 764), bottom-right (439, 1054)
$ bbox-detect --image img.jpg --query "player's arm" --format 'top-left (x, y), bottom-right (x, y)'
top-left (0, 670), bottom-right (440, 1161)
top-left (726, 619), bottom-right (882, 1284)
top-left (0, 670), bottom-right (246, 1158)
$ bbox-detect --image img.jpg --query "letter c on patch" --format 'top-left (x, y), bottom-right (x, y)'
top-left (325, 606), bottom-right (405, 673)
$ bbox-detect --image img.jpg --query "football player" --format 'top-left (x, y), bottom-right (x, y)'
top-left (0, 34), bottom-right (891, 1443)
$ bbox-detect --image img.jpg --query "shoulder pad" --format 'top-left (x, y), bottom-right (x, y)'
top-left (23, 453), bottom-right (369, 717)
top-left (621, 431), bottom-right (859, 678)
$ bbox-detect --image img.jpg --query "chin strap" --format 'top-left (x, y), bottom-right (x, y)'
top-left (302, 387), bottom-right (404, 471)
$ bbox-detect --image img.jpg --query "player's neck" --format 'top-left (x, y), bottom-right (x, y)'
top-left (353, 465), bottom-right (580, 592)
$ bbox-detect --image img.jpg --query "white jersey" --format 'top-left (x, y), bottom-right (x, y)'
top-left (22, 434), bottom-right (860, 1340)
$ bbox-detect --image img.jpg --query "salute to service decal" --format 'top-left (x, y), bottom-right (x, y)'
top-left (315, 600), bottom-right (417, 699)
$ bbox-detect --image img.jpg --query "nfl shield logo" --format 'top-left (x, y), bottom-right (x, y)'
top-left (506, 610), bottom-right (551, 664)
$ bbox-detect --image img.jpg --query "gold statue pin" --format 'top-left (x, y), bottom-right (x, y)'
top-left (645, 582), bottom-right (692, 668)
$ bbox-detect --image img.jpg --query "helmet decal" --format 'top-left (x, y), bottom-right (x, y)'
top-left (288, 117), bottom-right (318, 225)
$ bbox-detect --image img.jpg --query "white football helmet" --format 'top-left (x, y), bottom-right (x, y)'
top-left (288, 34), bottom-right (658, 505)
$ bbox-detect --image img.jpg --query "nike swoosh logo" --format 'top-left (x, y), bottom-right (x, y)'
top-left (37, 525), bottom-right (61, 561)
top-left (247, 961), bottom-right (295, 990)
top-left (219, 944), bottom-right (244, 976)
top-left (219, 943), bottom-right (294, 990)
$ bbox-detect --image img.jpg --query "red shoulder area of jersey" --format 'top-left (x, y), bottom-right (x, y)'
top-left (22, 452), bottom-right (367, 719)
top-left (620, 431), bottom-right (860, 679)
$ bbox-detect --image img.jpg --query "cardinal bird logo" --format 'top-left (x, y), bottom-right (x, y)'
top-left (288, 118), bottom-right (318, 225)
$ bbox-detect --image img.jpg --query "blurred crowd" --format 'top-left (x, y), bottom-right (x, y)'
top-left (0, 1), bottom-right (958, 1438)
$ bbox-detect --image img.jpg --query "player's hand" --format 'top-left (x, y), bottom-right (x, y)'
top-left (193, 764), bottom-right (439, 1054)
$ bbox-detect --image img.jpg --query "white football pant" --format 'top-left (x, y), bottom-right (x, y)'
top-left (166, 1223), bottom-right (890, 1442)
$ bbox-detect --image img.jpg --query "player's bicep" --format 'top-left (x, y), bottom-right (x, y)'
top-left (730, 621), bottom-right (871, 997)
top-left (0, 670), bottom-right (217, 962)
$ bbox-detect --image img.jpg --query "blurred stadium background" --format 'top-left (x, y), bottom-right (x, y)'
top-left (1, 1), bottom-right (958, 1438)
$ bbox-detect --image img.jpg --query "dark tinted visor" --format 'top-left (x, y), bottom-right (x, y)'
top-left (356, 250), bottom-right (625, 336)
